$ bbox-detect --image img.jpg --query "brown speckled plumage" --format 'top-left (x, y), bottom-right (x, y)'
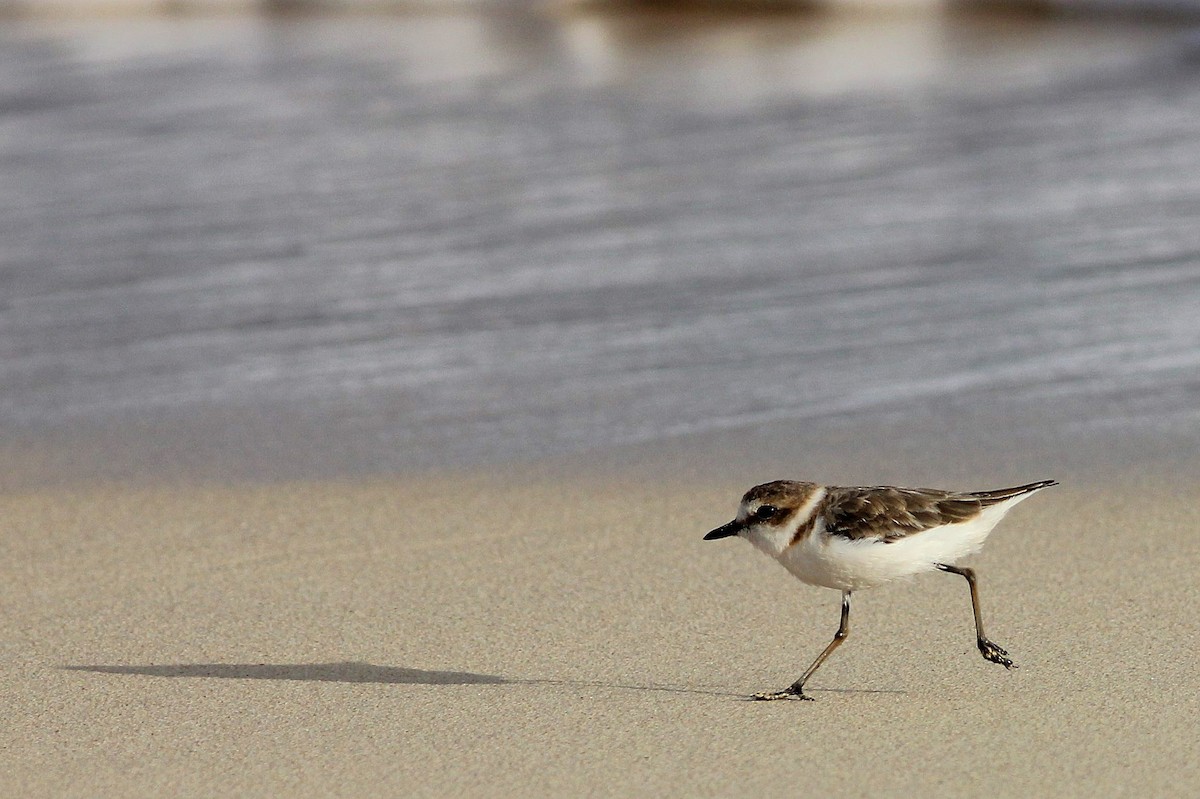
top-left (819, 481), bottom-right (1056, 542)
top-left (821, 486), bottom-right (981, 542)
top-left (738, 479), bottom-right (1058, 547)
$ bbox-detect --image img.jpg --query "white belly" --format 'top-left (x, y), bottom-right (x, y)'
top-left (777, 507), bottom-right (1008, 591)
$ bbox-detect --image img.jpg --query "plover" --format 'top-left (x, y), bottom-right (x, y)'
top-left (704, 479), bottom-right (1057, 700)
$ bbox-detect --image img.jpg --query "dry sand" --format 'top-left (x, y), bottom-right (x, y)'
top-left (3, 426), bottom-right (1200, 797)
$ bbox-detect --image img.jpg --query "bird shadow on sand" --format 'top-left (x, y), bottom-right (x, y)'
top-left (63, 662), bottom-right (508, 685)
top-left (62, 662), bottom-right (903, 699)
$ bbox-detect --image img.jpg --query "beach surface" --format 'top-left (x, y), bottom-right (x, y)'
top-left (4, 415), bottom-right (1200, 797)
top-left (4, 10), bottom-right (1200, 797)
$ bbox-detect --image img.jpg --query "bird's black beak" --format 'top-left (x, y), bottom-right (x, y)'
top-left (704, 520), bottom-right (743, 540)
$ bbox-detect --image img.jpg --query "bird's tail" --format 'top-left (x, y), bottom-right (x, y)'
top-left (968, 480), bottom-right (1058, 506)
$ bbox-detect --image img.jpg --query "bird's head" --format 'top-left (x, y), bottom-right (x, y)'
top-left (704, 480), bottom-right (822, 556)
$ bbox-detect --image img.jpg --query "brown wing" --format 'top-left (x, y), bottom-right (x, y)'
top-left (821, 486), bottom-right (984, 543)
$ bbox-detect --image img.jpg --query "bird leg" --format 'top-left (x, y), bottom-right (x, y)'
top-left (754, 590), bottom-right (851, 701)
top-left (936, 563), bottom-right (1015, 669)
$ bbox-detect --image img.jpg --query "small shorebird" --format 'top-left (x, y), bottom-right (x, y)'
top-left (704, 479), bottom-right (1057, 700)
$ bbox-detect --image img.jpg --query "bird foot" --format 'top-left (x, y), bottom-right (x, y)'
top-left (751, 687), bottom-right (813, 701)
top-left (978, 638), bottom-right (1016, 670)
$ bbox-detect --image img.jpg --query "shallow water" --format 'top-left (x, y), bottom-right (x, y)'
top-left (2, 11), bottom-right (1200, 478)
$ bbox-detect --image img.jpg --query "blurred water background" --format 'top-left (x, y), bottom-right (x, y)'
top-left (2, 6), bottom-right (1200, 483)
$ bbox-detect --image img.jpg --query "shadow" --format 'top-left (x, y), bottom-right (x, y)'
top-left (63, 661), bottom-right (747, 697)
top-left (63, 661), bottom-right (905, 700)
top-left (524, 678), bottom-right (744, 698)
top-left (64, 662), bottom-right (508, 685)
top-left (735, 686), bottom-right (908, 700)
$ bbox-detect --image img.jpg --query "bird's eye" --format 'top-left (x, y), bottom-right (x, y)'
top-left (756, 505), bottom-right (780, 520)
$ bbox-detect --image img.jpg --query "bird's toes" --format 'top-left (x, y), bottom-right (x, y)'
top-left (751, 688), bottom-right (812, 701)
top-left (978, 638), bottom-right (1016, 669)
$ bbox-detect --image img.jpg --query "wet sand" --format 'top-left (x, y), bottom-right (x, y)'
top-left (5, 13), bottom-right (1200, 472)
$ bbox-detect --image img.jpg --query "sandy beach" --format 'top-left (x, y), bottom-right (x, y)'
top-left (3, 415), bottom-right (1199, 797)
top-left (4, 10), bottom-right (1200, 797)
